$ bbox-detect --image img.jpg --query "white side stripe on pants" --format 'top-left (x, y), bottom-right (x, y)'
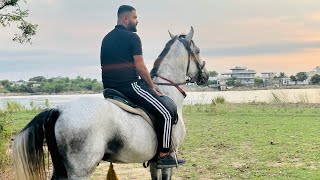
top-left (131, 82), bottom-right (172, 148)
top-left (133, 83), bottom-right (172, 147)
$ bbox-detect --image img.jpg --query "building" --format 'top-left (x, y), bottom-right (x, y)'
top-left (280, 77), bottom-right (296, 86)
top-left (261, 72), bottom-right (276, 86)
top-left (221, 66), bottom-right (256, 85)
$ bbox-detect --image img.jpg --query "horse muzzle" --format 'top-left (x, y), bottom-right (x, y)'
top-left (194, 71), bottom-right (209, 85)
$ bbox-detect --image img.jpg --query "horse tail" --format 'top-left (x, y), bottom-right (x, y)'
top-left (12, 108), bottom-right (64, 180)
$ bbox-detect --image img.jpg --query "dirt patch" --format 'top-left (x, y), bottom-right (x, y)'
top-left (92, 162), bottom-right (151, 180)
top-left (1, 161), bottom-right (183, 180)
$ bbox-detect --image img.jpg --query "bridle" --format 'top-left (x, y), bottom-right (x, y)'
top-left (154, 37), bottom-right (206, 98)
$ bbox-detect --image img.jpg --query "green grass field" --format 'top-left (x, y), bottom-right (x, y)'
top-left (1, 102), bottom-right (320, 179)
top-left (178, 103), bottom-right (320, 179)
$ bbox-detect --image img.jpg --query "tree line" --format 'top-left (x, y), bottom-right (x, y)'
top-left (0, 76), bottom-right (103, 94)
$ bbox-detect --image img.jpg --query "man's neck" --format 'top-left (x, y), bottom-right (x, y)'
top-left (117, 21), bottom-right (128, 29)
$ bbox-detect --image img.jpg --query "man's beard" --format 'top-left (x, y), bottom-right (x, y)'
top-left (128, 22), bottom-right (137, 32)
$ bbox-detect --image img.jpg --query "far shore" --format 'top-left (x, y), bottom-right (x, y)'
top-left (1, 85), bottom-right (320, 97)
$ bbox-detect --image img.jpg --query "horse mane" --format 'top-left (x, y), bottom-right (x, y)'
top-left (150, 36), bottom-right (178, 78)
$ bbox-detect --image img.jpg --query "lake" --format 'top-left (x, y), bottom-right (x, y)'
top-left (0, 88), bottom-right (320, 109)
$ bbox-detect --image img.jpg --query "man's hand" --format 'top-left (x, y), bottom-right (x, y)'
top-left (152, 87), bottom-right (163, 96)
top-left (134, 55), bottom-right (161, 96)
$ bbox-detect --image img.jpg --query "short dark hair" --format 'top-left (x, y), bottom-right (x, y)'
top-left (117, 5), bottom-right (136, 18)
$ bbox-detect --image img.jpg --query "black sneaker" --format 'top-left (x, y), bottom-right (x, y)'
top-left (156, 154), bottom-right (186, 169)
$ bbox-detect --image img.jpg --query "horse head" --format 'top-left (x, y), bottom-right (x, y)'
top-left (169, 27), bottom-right (209, 85)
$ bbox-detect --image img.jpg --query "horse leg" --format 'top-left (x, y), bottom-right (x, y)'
top-left (150, 163), bottom-right (173, 180)
top-left (161, 168), bottom-right (173, 180)
top-left (56, 134), bottom-right (105, 179)
top-left (150, 162), bottom-right (161, 180)
top-left (62, 153), bottom-right (101, 180)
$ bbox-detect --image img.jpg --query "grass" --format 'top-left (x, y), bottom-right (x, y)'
top-left (269, 91), bottom-right (289, 103)
top-left (1, 101), bottom-right (320, 179)
top-left (0, 101), bottom-right (41, 171)
top-left (177, 103), bottom-right (320, 179)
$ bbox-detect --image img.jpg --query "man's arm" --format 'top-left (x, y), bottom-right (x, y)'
top-left (134, 55), bottom-right (162, 96)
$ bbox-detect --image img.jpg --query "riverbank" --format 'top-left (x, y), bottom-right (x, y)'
top-left (1, 85), bottom-right (320, 96)
top-left (184, 84), bottom-right (320, 92)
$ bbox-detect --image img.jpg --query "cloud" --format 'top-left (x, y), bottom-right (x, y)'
top-left (0, 49), bottom-right (98, 73)
top-left (202, 41), bottom-right (320, 57)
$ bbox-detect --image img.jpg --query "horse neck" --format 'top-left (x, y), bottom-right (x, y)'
top-left (153, 41), bottom-right (188, 109)
top-left (157, 42), bottom-right (188, 83)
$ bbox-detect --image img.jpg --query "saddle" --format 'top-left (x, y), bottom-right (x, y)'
top-left (103, 88), bottom-right (155, 128)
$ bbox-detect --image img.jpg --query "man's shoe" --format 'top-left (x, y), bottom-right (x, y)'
top-left (156, 154), bottom-right (185, 169)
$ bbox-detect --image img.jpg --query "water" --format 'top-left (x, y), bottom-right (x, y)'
top-left (0, 94), bottom-right (104, 109)
top-left (0, 89), bottom-right (320, 109)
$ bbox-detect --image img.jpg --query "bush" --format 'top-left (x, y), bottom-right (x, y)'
top-left (212, 96), bottom-right (226, 105)
top-left (6, 101), bottom-right (24, 112)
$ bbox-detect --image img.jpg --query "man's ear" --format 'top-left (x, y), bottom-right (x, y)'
top-left (123, 14), bottom-right (129, 23)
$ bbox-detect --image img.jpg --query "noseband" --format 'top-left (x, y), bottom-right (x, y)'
top-left (155, 38), bottom-right (206, 98)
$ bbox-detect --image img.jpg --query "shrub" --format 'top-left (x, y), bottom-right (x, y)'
top-left (212, 96), bottom-right (226, 105)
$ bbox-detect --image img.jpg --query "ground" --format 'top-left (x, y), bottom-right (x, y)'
top-left (0, 161), bottom-right (183, 180)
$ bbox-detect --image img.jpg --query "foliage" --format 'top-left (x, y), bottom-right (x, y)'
top-left (208, 71), bottom-right (218, 77)
top-left (0, 0), bottom-right (38, 44)
top-left (1, 76), bottom-right (104, 94)
top-left (278, 72), bottom-right (286, 78)
top-left (310, 74), bottom-right (320, 85)
top-left (226, 77), bottom-right (237, 86)
top-left (211, 96), bottom-right (226, 105)
top-left (290, 75), bottom-right (297, 84)
top-left (0, 105), bottom-right (41, 170)
top-left (296, 72), bottom-right (308, 82)
top-left (254, 77), bottom-right (264, 87)
top-left (28, 76), bottom-right (46, 82)
top-left (0, 80), bottom-right (11, 88)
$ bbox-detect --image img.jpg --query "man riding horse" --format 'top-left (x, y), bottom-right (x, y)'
top-left (100, 5), bottom-right (185, 168)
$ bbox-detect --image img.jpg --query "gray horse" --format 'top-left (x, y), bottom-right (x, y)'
top-left (12, 27), bottom-right (209, 180)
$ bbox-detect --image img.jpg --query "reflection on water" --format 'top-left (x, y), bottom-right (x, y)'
top-left (0, 94), bottom-right (104, 109)
top-left (0, 89), bottom-right (320, 109)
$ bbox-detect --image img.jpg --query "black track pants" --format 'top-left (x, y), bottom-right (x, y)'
top-left (116, 80), bottom-right (175, 153)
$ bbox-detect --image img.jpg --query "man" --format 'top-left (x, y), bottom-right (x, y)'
top-left (100, 5), bottom-right (185, 168)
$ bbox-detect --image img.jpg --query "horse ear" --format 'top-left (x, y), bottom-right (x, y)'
top-left (168, 30), bottom-right (175, 38)
top-left (185, 26), bottom-right (194, 43)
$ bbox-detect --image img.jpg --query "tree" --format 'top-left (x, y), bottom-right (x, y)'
top-left (296, 72), bottom-right (308, 82)
top-left (208, 71), bottom-right (218, 77)
top-left (310, 74), bottom-right (320, 85)
top-left (254, 78), bottom-right (264, 87)
top-left (0, 0), bottom-right (37, 43)
top-left (0, 79), bottom-right (11, 88)
top-left (226, 77), bottom-right (236, 86)
top-left (290, 75), bottom-right (297, 85)
top-left (29, 76), bottom-right (46, 82)
top-left (279, 72), bottom-right (286, 78)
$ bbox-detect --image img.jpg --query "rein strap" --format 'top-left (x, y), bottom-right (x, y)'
top-left (155, 75), bottom-right (187, 98)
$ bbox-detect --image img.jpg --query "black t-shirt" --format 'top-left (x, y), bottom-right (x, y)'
top-left (100, 25), bottom-right (142, 88)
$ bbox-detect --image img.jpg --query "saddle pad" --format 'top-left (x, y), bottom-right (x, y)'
top-left (106, 98), bottom-right (154, 128)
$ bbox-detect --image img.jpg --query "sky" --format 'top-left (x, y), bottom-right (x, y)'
top-left (0, 0), bottom-right (320, 81)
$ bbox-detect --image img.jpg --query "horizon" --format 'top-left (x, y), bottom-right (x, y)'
top-left (1, 1), bottom-right (320, 81)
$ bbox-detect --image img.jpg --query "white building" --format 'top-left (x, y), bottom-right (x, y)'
top-left (221, 66), bottom-right (256, 85)
top-left (261, 72), bottom-right (276, 86)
